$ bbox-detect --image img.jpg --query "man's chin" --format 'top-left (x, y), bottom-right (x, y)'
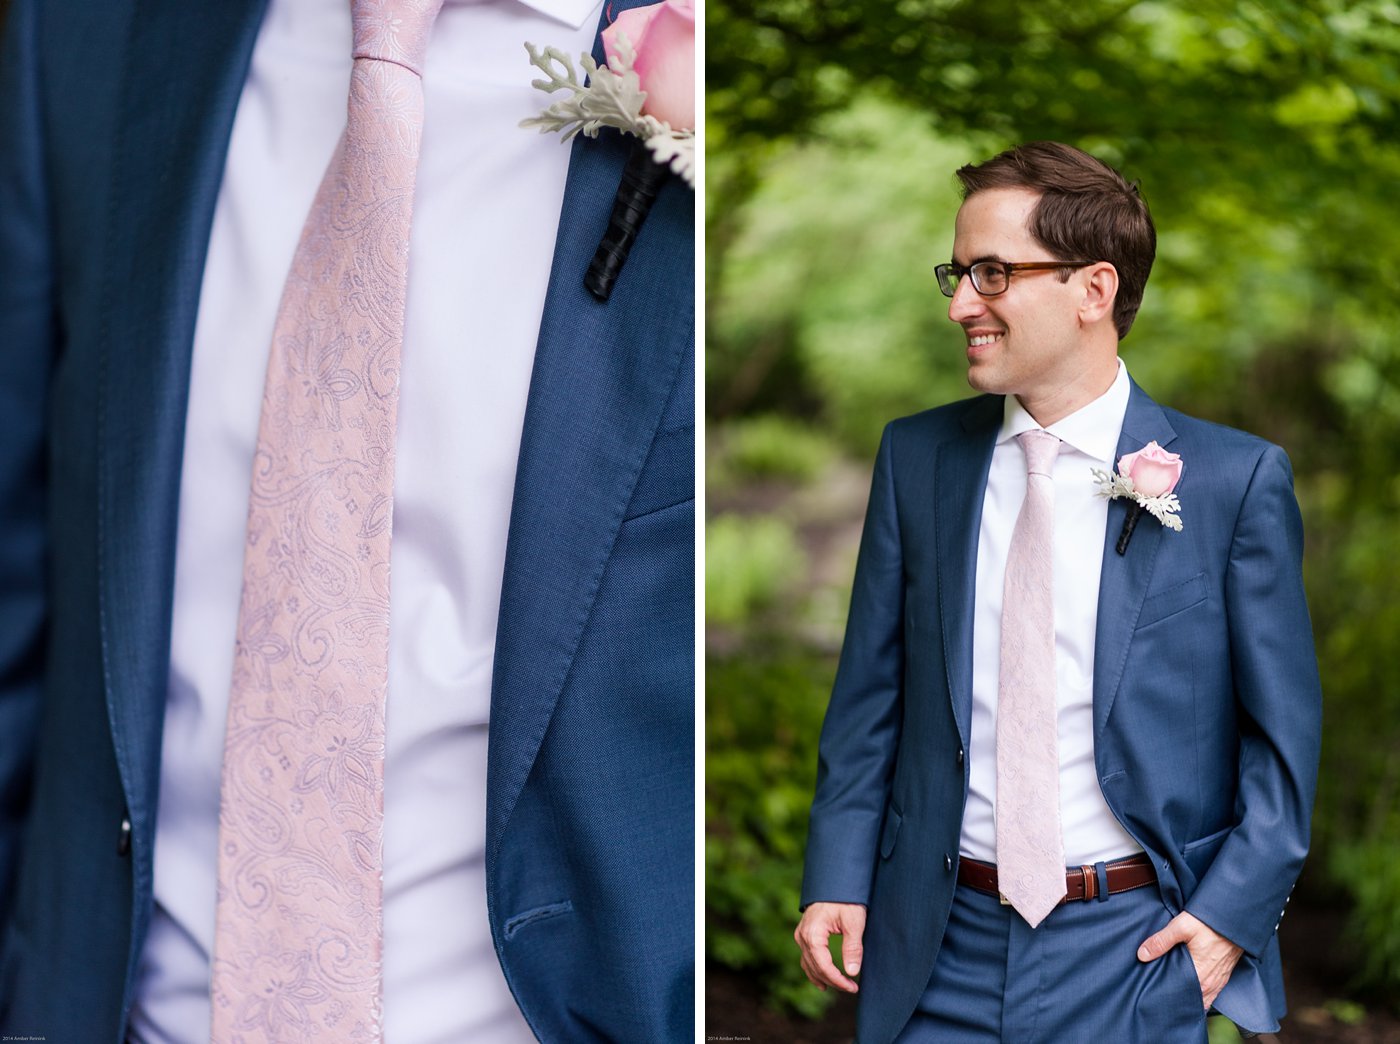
top-left (966, 365), bottom-right (1006, 395)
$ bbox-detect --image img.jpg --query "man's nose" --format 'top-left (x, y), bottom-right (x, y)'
top-left (947, 274), bottom-right (985, 323)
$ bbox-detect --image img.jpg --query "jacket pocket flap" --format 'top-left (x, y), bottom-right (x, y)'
top-left (1138, 572), bottom-right (1207, 629)
top-left (1181, 823), bottom-right (1234, 879)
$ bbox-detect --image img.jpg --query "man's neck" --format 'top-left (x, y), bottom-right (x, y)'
top-left (1015, 356), bottom-right (1120, 429)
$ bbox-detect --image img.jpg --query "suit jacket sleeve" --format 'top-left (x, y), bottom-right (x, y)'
top-left (1186, 444), bottom-right (1322, 957)
top-left (801, 424), bottom-right (906, 908)
top-left (0, 0), bottom-right (55, 932)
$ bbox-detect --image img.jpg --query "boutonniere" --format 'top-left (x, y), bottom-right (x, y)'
top-left (1091, 441), bottom-right (1184, 555)
top-left (522, 0), bottom-right (695, 301)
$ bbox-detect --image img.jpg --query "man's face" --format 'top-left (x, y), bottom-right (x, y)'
top-left (948, 187), bottom-right (1094, 402)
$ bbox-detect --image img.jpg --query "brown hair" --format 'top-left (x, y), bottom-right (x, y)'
top-left (955, 142), bottom-right (1155, 339)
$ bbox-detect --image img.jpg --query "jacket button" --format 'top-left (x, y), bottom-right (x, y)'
top-left (944, 853), bottom-right (953, 872)
top-left (956, 747), bottom-right (964, 766)
top-left (117, 816), bottom-right (132, 857)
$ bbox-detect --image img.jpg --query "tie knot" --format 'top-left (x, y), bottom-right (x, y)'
top-left (352, 0), bottom-right (446, 75)
top-left (1017, 429), bottom-right (1060, 478)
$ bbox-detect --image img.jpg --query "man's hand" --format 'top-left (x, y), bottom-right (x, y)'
top-left (1137, 910), bottom-right (1243, 1010)
top-left (794, 901), bottom-right (867, 993)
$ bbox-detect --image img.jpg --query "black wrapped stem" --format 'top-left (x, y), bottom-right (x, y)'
top-left (1115, 502), bottom-right (1146, 555)
top-left (585, 139), bottom-right (669, 301)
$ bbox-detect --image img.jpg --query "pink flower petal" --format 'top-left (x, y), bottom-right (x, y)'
top-left (632, 0), bottom-right (695, 129)
top-left (602, 4), bottom-right (658, 69)
top-left (1119, 440), bottom-right (1183, 497)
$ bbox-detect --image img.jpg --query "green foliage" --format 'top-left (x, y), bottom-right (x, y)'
top-left (706, 650), bottom-right (838, 1019)
top-left (1207, 1016), bottom-right (1243, 1044)
top-left (1325, 998), bottom-right (1369, 1027)
top-left (705, 513), bottom-right (807, 627)
top-left (718, 414), bottom-right (839, 484)
top-left (1298, 451), bottom-right (1400, 1001)
top-left (710, 0), bottom-right (1400, 191)
top-left (1330, 837), bottom-right (1400, 993)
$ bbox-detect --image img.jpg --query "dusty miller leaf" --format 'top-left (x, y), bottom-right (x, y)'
top-left (646, 129), bottom-right (696, 187)
top-left (520, 40), bottom-right (647, 142)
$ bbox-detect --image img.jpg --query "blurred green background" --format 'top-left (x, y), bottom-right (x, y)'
top-left (705, 0), bottom-right (1400, 1039)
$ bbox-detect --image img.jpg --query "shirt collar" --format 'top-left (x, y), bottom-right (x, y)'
top-left (509, 0), bottom-right (601, 30)
top-left (997, 358), bottom-right (1131, 466)
top-left (441, 0), bottom-right (600, 30)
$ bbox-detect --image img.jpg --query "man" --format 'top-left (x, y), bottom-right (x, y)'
top-left (0, 0), bottom-right (692, 1040)
top-left (795, 142), bottom-right (1320, 1041)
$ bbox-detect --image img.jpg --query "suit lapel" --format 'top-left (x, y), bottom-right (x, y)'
top-left (934, 396), bottom-right (1000, 747)
top-left (1092, 380), bottom-right (1179, 739)
top-left (485, 0), bottom-right (694, 872)
top-left (97, 0), bottom-right (268, 840)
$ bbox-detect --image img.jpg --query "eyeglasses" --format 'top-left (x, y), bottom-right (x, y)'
top-left (934, 260), bottom-right (1096, 298)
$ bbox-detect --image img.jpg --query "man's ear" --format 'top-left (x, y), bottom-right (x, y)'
top-left (1078, 262), bottom-right (1119, 327)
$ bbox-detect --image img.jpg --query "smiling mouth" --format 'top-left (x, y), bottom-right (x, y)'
top-left (967, 333), bottom-right (1004, 347)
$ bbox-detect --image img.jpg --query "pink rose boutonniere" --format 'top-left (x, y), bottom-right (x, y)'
top-left (522, 0), bottom-right (695, 301)
top-left (1092, 441), bottom-right (1184, 554)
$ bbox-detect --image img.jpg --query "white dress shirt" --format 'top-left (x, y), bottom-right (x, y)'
top-left (128, 0), bottom-right (602, 1040)
top-left (959, 360), bottom-right (1144, 866)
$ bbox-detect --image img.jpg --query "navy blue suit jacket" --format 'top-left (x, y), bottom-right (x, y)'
top-left (801, 385), bottom-right (1321, 1042)
top-left (0, 0), bottom-right (693, 1040)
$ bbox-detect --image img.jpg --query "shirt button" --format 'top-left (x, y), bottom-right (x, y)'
top-left (944, 853), bottom-right (953, 872)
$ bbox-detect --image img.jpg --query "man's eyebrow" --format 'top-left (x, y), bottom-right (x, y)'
top-left (950, 253), bottom-right (1008, 266)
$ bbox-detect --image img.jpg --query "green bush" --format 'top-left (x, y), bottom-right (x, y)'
top-left (705, 513), bottom-right (806, 628)
top-left (707, 649), bottom-right (837, 1018)
top-left (1313, 507), bottom-right (1400, 1001)
top-left (723, 414), bottom-right (838, 483)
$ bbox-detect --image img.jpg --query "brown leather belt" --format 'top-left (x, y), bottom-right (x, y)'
top-left (957, 853), bottom-right (1155, 904)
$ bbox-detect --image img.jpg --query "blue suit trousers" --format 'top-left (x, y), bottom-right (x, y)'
top-left (894, 883), bottom-right (1208, 1044)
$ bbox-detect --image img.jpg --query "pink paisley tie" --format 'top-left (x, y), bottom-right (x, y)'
top-left (211, 2), bottom-right (443, 1039)
top-left (995, 429), bottom-right (1066, 928)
